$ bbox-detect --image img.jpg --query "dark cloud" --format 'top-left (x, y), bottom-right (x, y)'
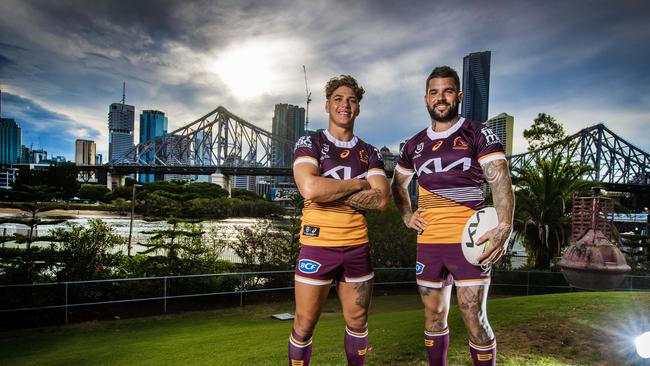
top-left (0, 54), bottom-right (15, 71)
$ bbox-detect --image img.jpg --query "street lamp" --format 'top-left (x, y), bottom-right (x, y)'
top-left (127, 183), bottom-right (142, 257)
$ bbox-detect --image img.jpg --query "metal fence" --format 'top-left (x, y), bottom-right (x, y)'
top-left (1, 268), bottom-right (649, 326)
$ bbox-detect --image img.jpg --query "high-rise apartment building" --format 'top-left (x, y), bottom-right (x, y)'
top-left (108, 101), bottom-right (135, 162)
top-left (462, 51), bottom-right (491, 122)
top-left (139, 110), bottom-right (168, 182)
top-left (485, 112), bottom-right (514, 156)
top-left (0, 118), bottom-right (21, 164)
top-left (75, 139), bottom-right (96, 165)
top-left (271, 103), bottom-right (305, 168)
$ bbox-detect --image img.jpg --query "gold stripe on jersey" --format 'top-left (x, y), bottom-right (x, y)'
top-left (301, 201), bottom-right (368, 247)
top-left (477, 151), bottom-right (506, 164)
top-left (417, 186), bottom-right (475, 244)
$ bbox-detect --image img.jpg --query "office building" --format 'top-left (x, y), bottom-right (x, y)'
top-left (95, 154), bottom-right (102, 165)
top-left (75, 139), bottom-right (96, 165)
top-left (462, 51), bottom-right (491, 122)
top-left (108, 101), bottom-right (135, 162)
top-left (139, 110), bottom-right (168, 182)
top-left (0, 118), bottom-right (21, 164)
top-left (485, 113), bottom-right (514, 156)
top-left (271, 103), bottom-right (305, 168)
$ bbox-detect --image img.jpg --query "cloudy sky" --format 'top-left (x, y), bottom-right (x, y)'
top-left (1, 0), bottom-right (649, 160)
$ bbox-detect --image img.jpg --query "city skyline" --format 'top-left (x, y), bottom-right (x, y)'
top-left (1, 0), bottom-right (649, 160)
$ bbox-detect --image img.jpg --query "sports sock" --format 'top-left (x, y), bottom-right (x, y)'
top-left (424, 327), bottom-right (449, 366)
top-left (288, 328), bottom-right (312, 366)
top-left (344, 324), bottom-right (369, 365)
top-left (469, 338), bottom-right (496, 366)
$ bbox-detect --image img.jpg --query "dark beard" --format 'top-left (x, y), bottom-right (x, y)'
top-left (427, 103), bottom-right (459, 123)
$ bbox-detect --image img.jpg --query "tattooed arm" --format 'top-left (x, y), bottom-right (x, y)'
top-left (294, 161), bottom-right (370, 202)
top-left (341, 174), bottom-right (390, 211)
top-left (390, 169), bottom-right (427, 232)
top-left (476, 159), bottom-right (515, 265)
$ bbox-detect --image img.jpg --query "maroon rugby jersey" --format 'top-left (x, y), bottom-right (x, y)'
top-left (294, 130), bottom-right (386, 247)
top-left (395, 118), bottom-right (506, 244)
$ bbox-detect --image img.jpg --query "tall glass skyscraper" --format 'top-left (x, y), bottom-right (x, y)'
top-left (139, 110), bottom-right (168, 182)
top-left (271, 103), bottom-right (305, 168)
top-left (0, 118), bottom-right (21, 164)
top-left (461, 51), bottom-right (491, 122)
top-left (108, 102), bottom-right (135, 162)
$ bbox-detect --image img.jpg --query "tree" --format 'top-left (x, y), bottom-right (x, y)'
top-left (523, 113), bottom-right (566, 151)
top-left (0, 185), bottom-right (67, 282)
top-left (273, 194), bottom-right (303, 269)
top-left (139, 218), bottom-right (204, 275)
top-left (512, 149), bottom-right (594, 269)
top-left (367, 201), bottom-right (417, 267)
top-left (53, 219), bottom-right (126, 281)
top-left (78, 184), bottom-right (110, 203)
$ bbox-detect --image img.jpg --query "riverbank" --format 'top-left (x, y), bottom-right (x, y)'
top-left (0, 207), bottom-right (124, 217)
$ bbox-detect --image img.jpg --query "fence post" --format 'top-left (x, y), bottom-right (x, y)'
top-left (526, 271), bottom-right (530, 296)
top-left (164, 277), bottom-right (168, 313)
top-left (64, 282), bottom-right (69, 324)
top-left (240, 273), bottom-right (244, 307)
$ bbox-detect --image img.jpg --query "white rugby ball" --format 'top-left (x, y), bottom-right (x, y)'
top-left (461, 207), bottom-right (499, 265)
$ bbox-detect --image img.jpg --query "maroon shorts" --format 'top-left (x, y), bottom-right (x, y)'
top-left (294, 243), bottom-right (374, 286)
top-left (416, 244), bottom-right (490, 288)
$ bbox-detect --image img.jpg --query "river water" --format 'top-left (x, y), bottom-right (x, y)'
top-left (0, 212), bottom-right (260, 261)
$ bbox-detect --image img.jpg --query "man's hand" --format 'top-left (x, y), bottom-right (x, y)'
top-left (404, 207), bottom-right (427, 234)
top-left (476, 222), bottom-right (512, 265)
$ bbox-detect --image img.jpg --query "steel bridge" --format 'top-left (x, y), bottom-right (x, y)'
top-left (110, 106), bottom-right (295, 170)
top-left (509, 123), bottom-right (650, 192)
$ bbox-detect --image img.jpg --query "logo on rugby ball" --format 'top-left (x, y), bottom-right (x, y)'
top-left (298, 259), bottom-right (321, 274)
top-left (415, 261), bottom-right (425, 275)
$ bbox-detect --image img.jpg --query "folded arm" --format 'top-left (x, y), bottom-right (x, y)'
top-left (294, 161), bottom-right (370, 202)
top-left (341, 174), bottom-right (390, 211)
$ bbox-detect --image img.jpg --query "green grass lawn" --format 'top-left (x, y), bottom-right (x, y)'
top-left (1, 292), bottom-right (649, 365)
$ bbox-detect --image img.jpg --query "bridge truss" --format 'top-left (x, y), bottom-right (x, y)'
top-left (509, 124), bottom-right (650, 191)
top-left (110, 106), bottom-right (295, 169)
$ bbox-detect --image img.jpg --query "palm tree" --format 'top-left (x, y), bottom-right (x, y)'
top-left (512, 150), bottom-right (594, 269)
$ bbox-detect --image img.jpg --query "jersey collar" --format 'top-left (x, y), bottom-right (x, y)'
top-left (323, 129), bottom-right (358, 148)
top-left (426, 117), bottom-right (466, 140)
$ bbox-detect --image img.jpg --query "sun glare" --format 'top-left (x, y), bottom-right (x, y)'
top-left (209, 40), bottom-right (280, 99)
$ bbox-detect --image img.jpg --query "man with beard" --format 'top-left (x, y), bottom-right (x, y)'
top-left (391, 66), bottom-right (514, 366)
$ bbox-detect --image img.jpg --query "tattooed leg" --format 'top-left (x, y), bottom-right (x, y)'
top-left (338, 279), bottom-right (374, 327)
top-left (420, 285), bottom-right (452, 366)
top-left (338, 280), bottom-right (373, 365)
top-left (456, 285), bottom-right (494, 344)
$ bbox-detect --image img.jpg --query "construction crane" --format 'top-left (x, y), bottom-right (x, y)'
top-left (302, 65), bottom-right (312, 132)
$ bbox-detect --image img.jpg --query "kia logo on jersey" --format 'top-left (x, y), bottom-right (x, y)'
top-left (416, 157), bottom-right (471, 175)
top-left (298, 259), bottom-right (321, 274)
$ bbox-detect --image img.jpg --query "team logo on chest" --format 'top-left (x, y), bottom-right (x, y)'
top-left (359, 150), bottom-right (368, 164)
top-left (453, 136), bottom-right (468, 150)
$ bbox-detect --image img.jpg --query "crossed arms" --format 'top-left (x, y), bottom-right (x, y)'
top-left (294, 162), bottom-right (390, 211)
